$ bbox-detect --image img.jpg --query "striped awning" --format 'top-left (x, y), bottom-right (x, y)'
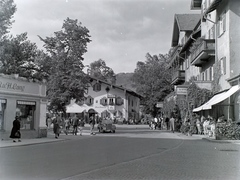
top-left (0, 99), bottom-right (6, 103)
top-left (17, 101), bottom-right (36, 105)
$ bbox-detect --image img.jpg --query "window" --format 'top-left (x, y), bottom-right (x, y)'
top-left (217, 12), bottom-right (226, 37)
top-left (85, 96), bottom-right (94, 105)
top-left (109, 98), bottom-right (115, 105)
top-left (100, 97), bottom-right (107, 106)
top-left (116, 97), bottom-right (124, 106)
top-left (209, 66), bottom-right (213, 81)
top-left (220, 57), bottom-right (226, 75)
top-left (209, 26), bottom-right (215, 39)
top-left (0, 99), bottom-right (6, 130)
top-left (93, 83), bottom-right (101, 92)
top-left (202, 72), bottom-right (205, 81)
top-left (16, 101), bottom-right (36, 130)
top-left (186, 58), bottom-right (189, 69)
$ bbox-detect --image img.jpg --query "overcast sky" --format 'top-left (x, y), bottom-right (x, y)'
top-left (10, 0), bottom-right (198, 74)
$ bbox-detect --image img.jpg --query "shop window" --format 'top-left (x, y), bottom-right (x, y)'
top-left (100, 97), bottom-right (107, 106)
top-left (16, 101), bottom-right (36, 130)
top-left (0, 99), bottom-right (6, 130)
top-left (93, 83), bottom-right (101, 92)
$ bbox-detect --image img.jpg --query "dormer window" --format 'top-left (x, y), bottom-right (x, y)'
top-left (93, 83), bottom-right (101, 92)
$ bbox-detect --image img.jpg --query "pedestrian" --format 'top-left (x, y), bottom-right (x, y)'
top-left (10, 116), bottom-right (21, 142)
top-left (52, 114), bottom-right (61, 138)
top-left (46, 115), bottom-right (52, 130)
top-left (64, 117), bottom-right (71, 135)
top-left (154, 117), bottom-right (158, 130)
top-left (203, 116), bottom-right (210, 135)
top-left (196, 116), bottom-right (202, 134)
top-left (89, 116), bottom-right (96, 135)
top-left (170, 116), bottom-right (175, 133)
top-left (72, 114), bottom-right (79, 135)
top-left (165, 116), bottom-right (170, 130)
top-left (78, 118), bottom-right (85, 136)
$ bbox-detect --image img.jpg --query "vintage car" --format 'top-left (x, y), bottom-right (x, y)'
top-left (97, 119), bottom-right (116, 133)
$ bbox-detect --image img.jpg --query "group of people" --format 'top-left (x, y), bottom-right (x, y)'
top-left (149, 116), bottom-right (176, 133)
top-left (183, 114), bottom-right (226, 137)
top-left (46, 113), bottom-right (97, 138)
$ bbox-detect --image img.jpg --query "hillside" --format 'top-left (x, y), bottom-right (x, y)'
top-left (115, 73), bottom-right (136, 91)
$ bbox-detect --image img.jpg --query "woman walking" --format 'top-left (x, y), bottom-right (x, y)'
top-left (52, 114), bottom-right (61, 138)
top-left (10, 116), bottom-right (21, 142)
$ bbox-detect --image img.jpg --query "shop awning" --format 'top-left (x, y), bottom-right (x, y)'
top-left (0, 99), bottom-right (6, 103)
top-left (193, 85), bottom-right (240, 112)
top-left (17, 101), bottom-right (36, 105)
top-left (66, 103), bottom-right (89, 113)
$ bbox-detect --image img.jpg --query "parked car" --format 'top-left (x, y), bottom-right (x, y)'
top-left (97, 119), bottom-right (116, 133)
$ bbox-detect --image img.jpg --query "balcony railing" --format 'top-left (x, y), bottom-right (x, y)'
top-left (190, 39), bottom-right (215, 66)
top-left (171, 70), bottom-right (185, 85)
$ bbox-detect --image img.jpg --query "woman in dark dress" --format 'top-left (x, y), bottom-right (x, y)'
top-left (10, 116), bottom-right (21, 142)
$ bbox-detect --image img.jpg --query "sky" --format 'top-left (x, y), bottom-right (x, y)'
top-left (10, 0), bottom-right (198, 74)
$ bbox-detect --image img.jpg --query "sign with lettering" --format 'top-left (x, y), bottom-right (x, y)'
top-left (156, 102), bottom-right (163, 108)
top-left (0, 81), bottom-right (25, 92)
top-left (176, 85), bottom-right (188, 95)
top-left (0, 76), bottom-right (46, 96)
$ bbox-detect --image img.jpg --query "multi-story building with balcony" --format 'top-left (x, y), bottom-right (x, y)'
top-left (167, 0), bottom-right (240, 123)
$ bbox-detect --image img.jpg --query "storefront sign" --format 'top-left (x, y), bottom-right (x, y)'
top-left (0, 77), bottom-right (45, 96)
top-left (176, 85), bottom-right (188, 95)
top-left (156, 102), bottom-right (163, 108)
top-left (0, 81), bottom-right (25, 92)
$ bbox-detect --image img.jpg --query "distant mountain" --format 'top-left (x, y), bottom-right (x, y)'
top-left (115, 73), bottom-right (136, 91)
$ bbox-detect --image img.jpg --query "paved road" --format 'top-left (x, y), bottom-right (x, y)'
top-left (1, 125), bottom-right (240, 180)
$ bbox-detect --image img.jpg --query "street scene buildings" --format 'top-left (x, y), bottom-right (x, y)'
top-left (165, 0), bottom-right (240, 138)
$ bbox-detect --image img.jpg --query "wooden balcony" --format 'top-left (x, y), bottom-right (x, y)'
top-left (190, 39), bottom-right (215, 66)
top-left (171, 70), bottom-right (185, 85)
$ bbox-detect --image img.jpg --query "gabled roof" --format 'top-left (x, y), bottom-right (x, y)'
top-left (89, 76), bottom-right (142, 98)
top-left (171, 14), bottom-right (201, 47)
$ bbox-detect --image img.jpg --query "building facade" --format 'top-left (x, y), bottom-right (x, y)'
top-left (66, 77), bottom-right (141, 123)
top-left (0, 74), bottom-right (47, 139)
top-left (167, 0), bottom-right (240, 123)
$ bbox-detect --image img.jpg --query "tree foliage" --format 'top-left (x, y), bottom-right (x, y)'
top-left (0, 0), bottom-right (16, 38)
top-left (132, 53), bottom-right (173, 117)
top-left (39, 18), bottom-right (91, 112)
top-left (88, 59), bottom-right (115, 84)
top-left (0, 33), bottom-right (42, 79)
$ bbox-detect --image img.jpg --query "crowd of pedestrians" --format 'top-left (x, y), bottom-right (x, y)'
top-left (46, 113), bottom-right (97, 137)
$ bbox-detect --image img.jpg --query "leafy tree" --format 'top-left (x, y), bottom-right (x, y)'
top-left (0, 0), bottom-right (16, 38)
top-left (132, 53), bottom-right (173, 117)
top-left (39, 18), bottom-right (91, 113)
top-left (88, 59), bottom-right (116, 84)
top-left (0, 33), bottom-right (42, 79)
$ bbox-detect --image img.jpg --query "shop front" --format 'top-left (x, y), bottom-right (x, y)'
top-left (0, 75), bottom-right (47, 139)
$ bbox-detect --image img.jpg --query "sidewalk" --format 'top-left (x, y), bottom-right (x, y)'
top-left (1, 128), bottom-right (240, 148)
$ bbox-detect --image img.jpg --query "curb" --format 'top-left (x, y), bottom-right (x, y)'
top-left (202, 137), bottom-right (240, 144)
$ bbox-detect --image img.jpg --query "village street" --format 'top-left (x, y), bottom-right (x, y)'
top-left (1, 125), bottom-right (240, 180)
